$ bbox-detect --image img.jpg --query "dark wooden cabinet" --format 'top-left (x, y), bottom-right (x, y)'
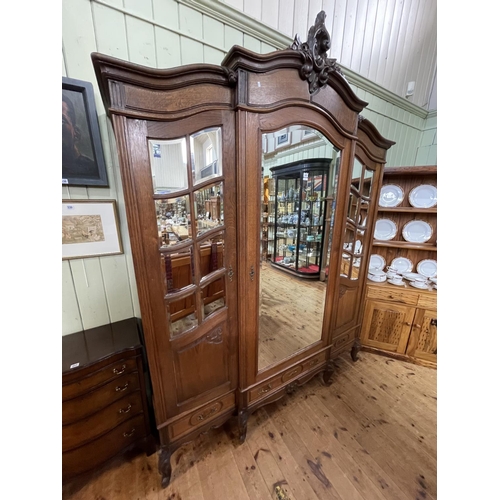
top-left (92, 11), bottom-right (394, 487)
top-left (62, 318), bottom-right (156, 483)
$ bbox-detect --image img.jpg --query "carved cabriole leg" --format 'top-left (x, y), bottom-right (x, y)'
top-left (159, 445), bottom-right (172, 489)
top-left (351, 338), bottom-right (361, 362)
top-left (323, 359), bottom-right (335, 386)
top-left (238, 410), bottom-right (249, 444)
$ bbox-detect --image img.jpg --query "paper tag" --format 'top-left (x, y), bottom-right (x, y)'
top-left (303, 172), bottom-right (309, 180)
top-left (62, 179), bottom-right (69, 184)
top-left (70, 362), bottom-right (80, 369)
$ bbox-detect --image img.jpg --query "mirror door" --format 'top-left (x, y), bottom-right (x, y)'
top-left (258, 125), bottom-right (341, 371)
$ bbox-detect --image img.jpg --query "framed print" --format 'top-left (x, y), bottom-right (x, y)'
top-left (276, 132), bottom-right (290, 147)
top-left (62, 77), bottom-right (109, 187)
top-left (62, 200), bottom-right (123, 259)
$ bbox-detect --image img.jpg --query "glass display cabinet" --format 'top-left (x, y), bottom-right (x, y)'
top-left (269, 159), bottom-right (330, 278)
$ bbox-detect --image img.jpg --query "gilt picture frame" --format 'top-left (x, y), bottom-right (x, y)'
top-left (62, 200), bottom-right (123, 260)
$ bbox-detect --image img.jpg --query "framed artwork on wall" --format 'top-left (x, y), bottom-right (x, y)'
top-left (62, 199), bottom-right (123, 260)
top-left (62, 77), bottom-right (108, 187)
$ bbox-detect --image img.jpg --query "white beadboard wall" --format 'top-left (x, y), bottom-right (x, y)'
top-left (62, 0), bottom-right (437, 335)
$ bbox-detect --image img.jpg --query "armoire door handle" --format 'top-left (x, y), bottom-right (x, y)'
top-left (250, 265), bottom-right (255, 281)
top-left (228, 266), bottom-right (234, 282)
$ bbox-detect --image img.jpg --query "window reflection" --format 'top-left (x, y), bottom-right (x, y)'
top-left (168, 293), bottom-right (197, 337)
top-left (201, 277), bottom-right (226, 320)
top-left (191, 128), bottom-right (222, 185)
top-left (148, 138), bottom-right (188, 195)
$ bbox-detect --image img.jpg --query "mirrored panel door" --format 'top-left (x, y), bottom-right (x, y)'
top-left (258, 126), bottom-right (341, 370)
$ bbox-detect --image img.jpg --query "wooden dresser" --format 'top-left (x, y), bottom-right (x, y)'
top-left (62, 318), bottom-right (156, 483)
top-left (360, 281), bottom-right (437, 367)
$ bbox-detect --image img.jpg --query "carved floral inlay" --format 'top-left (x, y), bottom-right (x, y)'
top-left (290, 10), bottom-right (344, 95)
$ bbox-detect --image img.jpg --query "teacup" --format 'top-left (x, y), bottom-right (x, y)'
top-left (389, 274), bottom-right (403, 284)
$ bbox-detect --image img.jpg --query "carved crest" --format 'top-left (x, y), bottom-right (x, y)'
top-left (290, 11), bottom-right (343, 95)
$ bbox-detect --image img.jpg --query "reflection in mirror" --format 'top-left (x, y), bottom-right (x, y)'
top-left (340, 157), bottom-right (375, 280)
top-left (149, 139), bottom-right (188, 194)
top-left (259, 125), bottom-right (341, 371)
top-left (155, 196), bottom-right (191, 248)
top-left (199, 233), bottom-right (225, 280)
top-left (194, 182), bottom-right (224, 236)
top-left (162, 248), bottom-right (194, 294)
top-left (168, 293), bottom-right (197, 337)
top-left (201, 277), bottom-right (225, 320)
top-left (190, 128), bottom-right (222, 185)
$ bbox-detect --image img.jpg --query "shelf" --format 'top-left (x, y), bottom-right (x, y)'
top-left (372, 241), bottom-right (437, 251)
top-left (377, 207), bottom-right (437, 214)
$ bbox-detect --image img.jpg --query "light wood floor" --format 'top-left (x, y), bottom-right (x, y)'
top-left (62, 351), bottom-right (437, 500)
top-left (259, 262), bottom-right (327, 370)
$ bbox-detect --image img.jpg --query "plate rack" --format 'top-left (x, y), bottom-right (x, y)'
top-left (371, 165), bottom-right (437, 272)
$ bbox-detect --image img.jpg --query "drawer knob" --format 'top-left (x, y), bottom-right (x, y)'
top-left (309, 358), bottom-right (319, 366)
top-left (115, 382), bottom-right (129, 392)
top-left (197, 405), bottom-right (219, 421)
top-left (113, 365), bottom-right (126, 375)
top-left (123, 428), bottom-right (136, 438)
top-left (118, 404), bottom-right (132, 414)
top-left (258, 384), bottom-right (272, 395)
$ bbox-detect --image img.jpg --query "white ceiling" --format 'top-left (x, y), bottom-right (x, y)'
top-left (221, 0), bottom-right (437, 111)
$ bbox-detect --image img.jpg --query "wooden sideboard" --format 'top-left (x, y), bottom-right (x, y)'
top-left (62, 318), bottom-right (156, 483)
top-left (360, 282), bottom-right (437, 367)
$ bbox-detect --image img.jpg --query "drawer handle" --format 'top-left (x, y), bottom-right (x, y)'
top-left (308, 358), bottom-right (319, 366)
top-left (258, 384), bottom-right (273, 395)
top-left (115, 383), bottom-right (129, 392)
top-left (123, 428), bottom-right (136, 438)
top-left (288, 368), bottom-right (300, 378)
top-left (197, 405), bottom-right (219, 421)
top-left (118, 404), bottom-right (132, 414)
top-left (113, 365), bottom-right (126, 375)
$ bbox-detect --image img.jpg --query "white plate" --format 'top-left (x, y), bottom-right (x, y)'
top-left (402, 272), bottom-right (426, 280)
top-left (368, 268), bottom-right (386, 276)
top-left (417, 259), bottom-right (437, 278)
top-left (369, 254), bottom-right (386, 270)
top-left (402, 220), bottom-right (432, 243)
top-left (410, 281), bottom-right (429, 289)
top-left (379, 184), bottom-right (404, 207)
top-left (374, 219), bottom-right (397, 241)
top-left (390, 257), bottom-right (413, 273)
top-left (429, 277), bottom-right (438, 284)
top-left (409, 184), bottom-right (437, 208)
top-left (388, 279), bottom-right (405, 286)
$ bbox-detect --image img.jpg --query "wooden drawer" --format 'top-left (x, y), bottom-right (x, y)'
top-left (62, 391), bottom-right (144, 452)
top-left (417, 293), bottom-right (437, 309)
top-left (62, 372), bottom-right (140, 425)
top-left (63, 357), bottom-right (138, 401)
top-left (166, 392), bottom-right (235, 441)
top-left (366, 285), bottom-right (419, 305)
top-left (331, 328), bottom-right (356, 351)
top-left (62, 414), bottom-right (146, 481)
top-left (249, 352), bottom-right (326, 403)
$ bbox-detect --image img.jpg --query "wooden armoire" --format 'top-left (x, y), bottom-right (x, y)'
top-left (92, 11), bottom-right (394, 487)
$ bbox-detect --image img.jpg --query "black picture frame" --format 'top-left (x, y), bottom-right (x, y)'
top-left (62, 77), bottom-right (108, 187)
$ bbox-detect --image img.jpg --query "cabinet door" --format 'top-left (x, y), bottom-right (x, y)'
top-left (360, 299), bottom-right (415, 353)
top-left (406, 308), bottom-right (437, 363)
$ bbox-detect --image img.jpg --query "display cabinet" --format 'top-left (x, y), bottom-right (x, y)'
top-left (268, 159), bottom-right (329, 279)
top-left (93, 11), bottom-right (394, 487)
top-left (360, 165), bottom-right (437, 367)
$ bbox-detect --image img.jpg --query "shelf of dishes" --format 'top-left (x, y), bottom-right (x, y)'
top-left (377, 207), bottom-right (437, 213)
top-left (378, 183), bottom-right (437, 209)
top-left (374, 218), bottom-right (434, 244)
top-left (368, 254), bottom-right (437, 291)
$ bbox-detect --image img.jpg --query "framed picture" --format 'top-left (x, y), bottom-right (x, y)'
top-left (276, 132), bottom-right (290, 147)
top-left (62, 200), bottom-right (123, 260)
top-left (62, 77), bottom-right (108, 187)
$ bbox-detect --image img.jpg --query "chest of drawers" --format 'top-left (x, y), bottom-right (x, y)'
top-left (62, 318), bottom-right (156, 482)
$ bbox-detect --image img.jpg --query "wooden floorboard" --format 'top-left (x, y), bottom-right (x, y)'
top-left (62, 351), bottom-right (437, 500)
